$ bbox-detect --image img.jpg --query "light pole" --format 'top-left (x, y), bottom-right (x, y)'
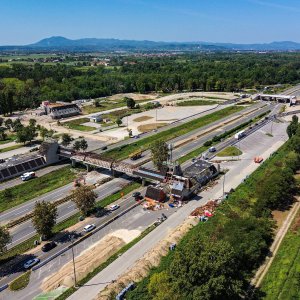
top-left (69, 235), bottom-right (78, 288)
top-left (222, 173), bottom-right (226, 200)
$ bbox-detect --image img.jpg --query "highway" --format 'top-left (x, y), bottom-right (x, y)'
top-left (0, 115), bottom-right (289, 300)
top-left (7, 177), bottom-right (131, 248)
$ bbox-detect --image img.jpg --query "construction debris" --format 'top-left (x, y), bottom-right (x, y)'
top-left (190, 200), bottom-right (219, 220)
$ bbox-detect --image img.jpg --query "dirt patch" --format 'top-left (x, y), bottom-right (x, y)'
top-left (133, 116), bottom-right (153, 122)
top-left (108, 93), bottom-right (158, 101)
top-left (109, 229), bottom-right (141, 243)
top-left (272, 210), bottom-right (291, 231)
top-left (137, 123), bottom-right (167, 133)
top-left (41, 235), bottom-right (125, 292)
top-left (97, 218), bottom-right (198, 300)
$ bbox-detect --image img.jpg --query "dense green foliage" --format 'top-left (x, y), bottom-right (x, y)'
top-left (127, 122), bottom-right (300, 300)
top-left (0, 226), bottom-right (11, 254)
top-left (150, 140), bottom-right (169, 168)
top-left (32, 201), bottom-right (58, 239)
top-left (0, 53), bottom-right (300, 114)
top-left (260, 211), bottom-right (300, 299)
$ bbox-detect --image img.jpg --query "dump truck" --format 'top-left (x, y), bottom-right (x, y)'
top-left (129, 150), bottom-right (143, 160)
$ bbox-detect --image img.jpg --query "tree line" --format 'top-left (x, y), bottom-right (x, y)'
top-left (1, 52), bottom-right (300, 114)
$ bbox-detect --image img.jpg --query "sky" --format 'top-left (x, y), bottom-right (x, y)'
top-left (0, 0), bottom-right (300, 45)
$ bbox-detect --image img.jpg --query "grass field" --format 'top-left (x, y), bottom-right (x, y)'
top-left (82, 99), bottom-right (126, 114)
top-left (260, 211), bottom-right (300, 299)
top-left (177, 99), bottom-right (220, 106)
top-left (217, 146), bottom-right (242, 157)
top-left (63, 118), bottom-right (95, 131)
top-left (0, 134), bottom-right (16, 145)
top-left (103, 106), bottom-right (244, 160)
top-left (0, 167), bottom-right (76, 213)
top-left (0, 144), bottom-right (23, 153)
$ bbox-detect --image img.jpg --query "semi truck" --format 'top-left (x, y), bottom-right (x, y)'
top-left (235, 130), bottom-right (246, 139)
top-left (129, 150), bottom-right (143, 160)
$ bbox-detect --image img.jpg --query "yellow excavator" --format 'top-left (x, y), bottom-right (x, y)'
top-left (129, 149), bottom-right (143, 160)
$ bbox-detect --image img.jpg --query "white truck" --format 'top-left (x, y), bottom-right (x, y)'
top-left (234, 130), bottom-right (246, 140)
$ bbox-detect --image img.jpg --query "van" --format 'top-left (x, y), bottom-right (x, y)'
top-left (208, 147), bottom-right (216, 153)
top-left (20, 172), bottom-right (35, 181)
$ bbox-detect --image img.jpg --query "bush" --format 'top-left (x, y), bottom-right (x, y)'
top-left (203, 140), bottom-right (212, 147)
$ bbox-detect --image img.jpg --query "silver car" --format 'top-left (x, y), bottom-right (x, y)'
top-left (24, 258), bottom-right (40, 269)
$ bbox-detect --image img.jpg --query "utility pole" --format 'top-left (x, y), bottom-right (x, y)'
top-left (222, 173), bottom-right (226, 200)
top-left (69, 235), bottom-right (78, 288)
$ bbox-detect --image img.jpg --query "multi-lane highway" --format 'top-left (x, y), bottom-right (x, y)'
top-left (7, 177), bottom-right (131, 248)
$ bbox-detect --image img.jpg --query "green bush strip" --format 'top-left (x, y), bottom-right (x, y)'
top-left (0, 134), bottom-right (16, 145)
top-left (9, 271), bottom-right (31, 291)
top-left (56, 224), bottom-right (156, 300)
top-left (103, 106), bottom-right (244, 160)
top-left (0, 167), bottom-right (76, 213)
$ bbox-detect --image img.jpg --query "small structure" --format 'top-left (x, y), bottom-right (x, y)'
top-left (89, 114), bottom-right (102, 123)
top-left (144, 186), bottom-right (166, 202)
top-left (252, 94), bottom-right (297, 103)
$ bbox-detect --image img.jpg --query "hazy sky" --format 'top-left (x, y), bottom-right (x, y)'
top-left (1, 0), bottom-right (300, 45)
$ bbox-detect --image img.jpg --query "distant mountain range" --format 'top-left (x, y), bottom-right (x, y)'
top-left (1, 36), bottom-right (300, 52)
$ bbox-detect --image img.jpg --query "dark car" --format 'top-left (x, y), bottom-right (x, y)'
top-left (132, 192), bottom-right (141, 198)
top-left (42, 241), bottom-right (57, 252)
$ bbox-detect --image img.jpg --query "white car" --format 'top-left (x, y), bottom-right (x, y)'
top-left (23, 258), bottom-right (40, 269)
top-left (83, 224), bottom-right (96, 232)
top-left (109, 204), bottom-right (120, 211)
top-left (20, 171), bottom-right (35, 181)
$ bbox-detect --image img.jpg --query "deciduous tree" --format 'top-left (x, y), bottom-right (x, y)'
top-left (71, 185), bottom-right (97, 216)
top-left (32, 201), bottom-right (57, 239)
top-left (150, 140), bottom-right (169, 169)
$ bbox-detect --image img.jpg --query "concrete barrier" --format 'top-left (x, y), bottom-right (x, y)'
top-left (0, 284), bottom-right (8, 292)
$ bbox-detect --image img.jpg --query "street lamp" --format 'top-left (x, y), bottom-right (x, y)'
top-left (69, 234), bottom-right (78, 288)
top-left (222, 173), bottom-right (226, 200)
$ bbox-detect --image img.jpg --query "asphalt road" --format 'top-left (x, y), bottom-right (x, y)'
top-left (0, 162), bottom-right (69, 191)
top-left (0, 108), bottom-right (289, 300)
top-left (7, 177), bottom-right (130, 248)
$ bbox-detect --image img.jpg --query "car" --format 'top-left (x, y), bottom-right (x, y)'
top-left (23, 258), bottom-right (40, 269)
top-left (101, 146), bottom-right (107, 150)
top-left (134, 135), bottom-right (140, 139)
top-left (132, 192), bottom-right (141, 198)
top-left (192, 158), bottom-right (197, 162)
top-left (20, 171), bottom-right (35, 181)
top-left (161, 213), bottom-right (167, 220)
top-left (208, 147), bottom-right (216, 153)
top-left (83, 224), bottom-right (96, 232)
top-left (109, 204), bottom-right (120, 211)
top-left (41, 241), bottom-right (57, 252)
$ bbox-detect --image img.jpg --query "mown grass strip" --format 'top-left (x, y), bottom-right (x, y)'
top-left (103, 106), bottom-right (244, 160)
top-left (0, 167), bottom-right (76, 213)
top-left (0, 134), bottom-right (16, 145)
top-left (9, 271), bottom-right (31, 291)
top-left (0, 144), bottom-right (23, 153)
top-left (217, 146), bottom-right (242, 157)
top-left (55, 224), bottom-right (156, 300)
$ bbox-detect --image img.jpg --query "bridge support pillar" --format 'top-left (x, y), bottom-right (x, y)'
top-left (142, 178), bottom-right (147, 186)
top-left (71, 159), bottom-right (76, 168)
top-left (86, 164), bottom-right (92, 172)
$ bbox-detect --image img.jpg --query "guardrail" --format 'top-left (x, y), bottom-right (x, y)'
top-left (0, 284), bottom-right (8, 292)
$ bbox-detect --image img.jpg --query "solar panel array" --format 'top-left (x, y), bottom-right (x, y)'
top-left (0, 157), bottom-right (46, 181)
